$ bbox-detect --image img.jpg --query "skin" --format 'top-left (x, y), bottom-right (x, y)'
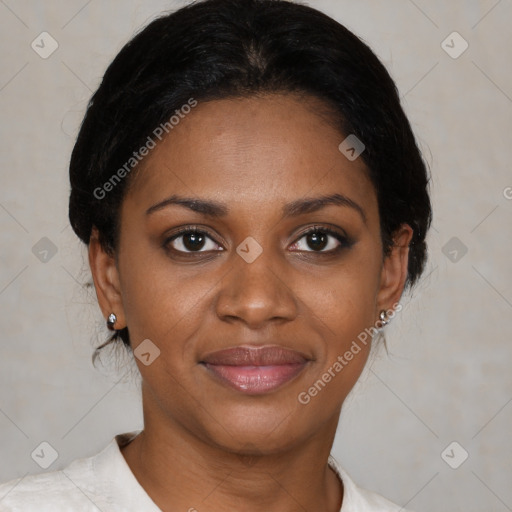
top-left (89, 93), bottom-right (413, 512)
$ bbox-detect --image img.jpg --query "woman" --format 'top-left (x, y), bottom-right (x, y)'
top-left (0, 0), bottom-right (431, 510)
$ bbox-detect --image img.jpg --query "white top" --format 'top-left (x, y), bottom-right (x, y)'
top-left (0, 431), bottom-right (412, 511)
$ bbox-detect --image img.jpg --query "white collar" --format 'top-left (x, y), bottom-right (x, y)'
top-left (73, 430), bottom-right (409, 512)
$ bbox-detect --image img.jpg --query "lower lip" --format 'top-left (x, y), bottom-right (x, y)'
top-left (202, 363), bottom-right (307, 394)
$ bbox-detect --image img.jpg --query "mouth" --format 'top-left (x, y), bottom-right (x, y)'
top-left (200, 345), bottom-right (310, 395)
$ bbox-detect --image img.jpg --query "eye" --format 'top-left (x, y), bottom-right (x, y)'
top-left (164, 225), bottom-right (353, 256)
top-left (289, 226), bottom-right (353, 253)
top-left (164, 227), bottom-right (223, 253)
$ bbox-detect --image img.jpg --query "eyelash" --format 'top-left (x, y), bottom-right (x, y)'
top-left (163, 225), bottom-right (354, 257)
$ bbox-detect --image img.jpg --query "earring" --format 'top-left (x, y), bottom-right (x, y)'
top-left (107, 313), bottom-right (117, 331)
top-left (379, 309), bottom-right (390, 327)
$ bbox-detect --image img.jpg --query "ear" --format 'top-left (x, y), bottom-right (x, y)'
top-left (376, 223), bottom-right (414, 315)
top-left (88, 227), bottom-right (126, 330)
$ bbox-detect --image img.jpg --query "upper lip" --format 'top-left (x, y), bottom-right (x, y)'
top-left (200, 345), bottom-right (309, 366)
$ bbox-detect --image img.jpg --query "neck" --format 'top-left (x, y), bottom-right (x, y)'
top-left (121, 388), bottom-right (343, 512)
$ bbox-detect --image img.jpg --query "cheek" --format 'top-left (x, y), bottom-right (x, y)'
top-left (120, 235), bottom-right (382, 337)
top-left (117, 241), bottom-right (218, 354)
top-left (305, 251), bottom-right (381, 335)
top-left (295, 249), bottom-right (381, 398)
top-left (302, 279), bottom-right (375, 386)
top-left (294, 277), bottom-right (377, 408)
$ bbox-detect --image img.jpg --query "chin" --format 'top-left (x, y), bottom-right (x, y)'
top-left (194, 399), bottom-right (309, 455)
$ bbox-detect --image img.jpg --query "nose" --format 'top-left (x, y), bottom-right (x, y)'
top-left (214, 246), bottom-right (299, 329)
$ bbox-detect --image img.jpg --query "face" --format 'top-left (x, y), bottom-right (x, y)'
top-left (90, 94), bottom-right (411, 455)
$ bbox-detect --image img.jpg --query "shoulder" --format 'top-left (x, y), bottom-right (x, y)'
top-left (328, 456), bottom-right (415, 512)
top-left (0, 433), bottom-right (140, 512)
top-left (0, 462), bottom-right (97, 511)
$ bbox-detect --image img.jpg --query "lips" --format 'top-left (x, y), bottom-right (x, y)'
top-left (200, 345), bottom-right (309, 394)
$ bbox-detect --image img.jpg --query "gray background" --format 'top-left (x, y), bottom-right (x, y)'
top-left (1, 1), bottom-right (511, 511)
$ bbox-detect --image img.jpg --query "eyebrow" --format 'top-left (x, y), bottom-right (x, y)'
top-left (146, 193), bottom-right (367, 223)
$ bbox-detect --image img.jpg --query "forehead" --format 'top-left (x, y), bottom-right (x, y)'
top-left (124, 94), bottom-right (377, 221)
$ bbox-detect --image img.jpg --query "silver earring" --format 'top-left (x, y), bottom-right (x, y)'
top-left (379, 309), bottom-right (390, 327)
top-left (107, 313), bottom-right (117, 331)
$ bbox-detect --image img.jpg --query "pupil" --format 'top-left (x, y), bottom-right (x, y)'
top-left (184, 233), bottom-right (205, 251)
top-left (181, 231), bottom-right (329, 252)
top-left (308, 231), bottom-right (327, 251)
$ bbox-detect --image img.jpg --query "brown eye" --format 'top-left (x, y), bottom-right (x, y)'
top-left (290, 227), bottom-right (353, 253)
top-left (165, 229), bottom-right (222, 253)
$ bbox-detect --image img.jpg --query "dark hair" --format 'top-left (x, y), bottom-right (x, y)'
top-left (69, 0), bottom-right (432, 361)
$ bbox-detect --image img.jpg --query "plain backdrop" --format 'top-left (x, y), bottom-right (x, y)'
top-left (0, 1), bottom-right (511, 511)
